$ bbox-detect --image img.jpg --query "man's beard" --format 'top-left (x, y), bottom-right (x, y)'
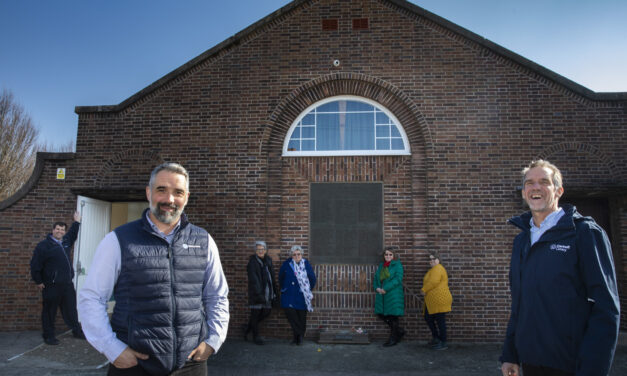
top-left (150, 202), bottom-right (183, 224)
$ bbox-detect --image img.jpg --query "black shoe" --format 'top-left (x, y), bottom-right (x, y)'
top-left (72, 329), bottom-right (86, 339)
top-left (44, 337), bottom-right (60, 345)
top-left (427, 338), bottom-right (440, 347)
top-left (253, 336), bottom-right (264, 345)
top-left (296, 335), bottom-right (303, 346)
top-left (432, 341), bottom-right (448, 350)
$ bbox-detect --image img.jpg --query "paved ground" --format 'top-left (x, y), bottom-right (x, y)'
top-left (2, 331), bottom-right (626, 376)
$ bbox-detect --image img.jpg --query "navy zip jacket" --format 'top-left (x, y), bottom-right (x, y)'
top-left (500, 205), bottom-right (620, 375)
top-left (30, 222), bottom-right (80, 285)
top-left (110, 210), bottom-right (208, 376)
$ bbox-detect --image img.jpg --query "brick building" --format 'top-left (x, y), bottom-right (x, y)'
top-left (1, 0), bottom-right (625, 342)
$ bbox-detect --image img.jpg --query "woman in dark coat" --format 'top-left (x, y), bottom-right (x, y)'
top-left (374, 246), bottom-right (405, 347)
top-left (279, 245), bottom-right (316, 345)
top-left (245, 240), bottom-right (277, 345)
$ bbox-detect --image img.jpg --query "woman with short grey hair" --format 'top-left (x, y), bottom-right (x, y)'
top-left (279, 245), bottom-right (317, 345)
top-left (244, 240), bottom-right (277, 345)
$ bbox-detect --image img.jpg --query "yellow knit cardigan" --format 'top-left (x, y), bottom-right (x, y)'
top-left (421, 263), bottom-right (452, 314)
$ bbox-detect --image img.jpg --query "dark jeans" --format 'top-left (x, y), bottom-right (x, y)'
top-left (247, 308), bottom-right (271, 337)
top-left (522, 364), bottom-right (574, 376)
top-left (41, 282), bottom-right (80, 339)
top-left (424, 308), bottom-right (447, 342)
top-left (108, 360), bottom-right (207, 376)
top-left (284, 307), bottom-right (307, 336)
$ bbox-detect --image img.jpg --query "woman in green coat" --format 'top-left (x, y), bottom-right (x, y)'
top-left (374, 247), bottom-right (405, 347)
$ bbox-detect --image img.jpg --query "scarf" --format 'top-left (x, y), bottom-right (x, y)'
top-left (291, 259), bottom-right (313, 312)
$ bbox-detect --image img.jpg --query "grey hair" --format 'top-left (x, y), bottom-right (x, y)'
top-left (290, 245), bottom-right (303, 255)
top-left (522, 160), bottom-right (563, 189)
top-left (254, 240), bottom-right (267, 249)
top-left (149, 162), bottom-right (190, 191)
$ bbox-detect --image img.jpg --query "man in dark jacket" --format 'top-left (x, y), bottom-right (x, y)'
top-left (500, 160), bottom-right (619, 376)
top-left (30, 211), bottom-right (85, 345)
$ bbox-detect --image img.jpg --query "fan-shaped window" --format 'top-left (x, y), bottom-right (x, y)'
top-left (283, 96), bottom-right (410, 156)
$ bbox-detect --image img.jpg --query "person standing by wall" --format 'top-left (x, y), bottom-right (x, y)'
top-left (421, 251), bottom-right (452, 350)
top-left (30, 210), bottom-right (85, 345)
top-left (500, 160), bottom-right (619, 376)
top-left (279, 245), bottom-right (316, 345)
top-left (373, 246), bottom-right (405, 347)
top-left (244, 240), bottom-right (277, 345)
top-left (79, 162), bottom-right (229, 376)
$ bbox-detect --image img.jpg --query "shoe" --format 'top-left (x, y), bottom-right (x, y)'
top-left (72, 329), bottom-right (86, 339)
top-left (242, 324), bottom-right (251, 341)
top-left (296, 335), bottom-right (303, 346)
top-left (427, 338), bottom-right (440, 347)
top-left (290, 334), bottom-right (298, 345)
top-left (253, 336), bottom-right (264, 345)
top-left (44, 337), bottom-right (60, 345)
top-left (432, 341), bottom-right (448, 350)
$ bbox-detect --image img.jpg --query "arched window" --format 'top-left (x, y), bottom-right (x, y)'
top-left (283, 96), bottom-right (410, 156)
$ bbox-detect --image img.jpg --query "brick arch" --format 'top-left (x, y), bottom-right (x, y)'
top-left (263, 72), bottom-right (432, 155)
top-left (536, 142), bottom-right (620, 187)
top-left (262, 72), bottom-right (432, 264)
top-left (95, 149), bottom-right (164, 189)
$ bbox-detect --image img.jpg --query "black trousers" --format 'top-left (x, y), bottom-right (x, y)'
top-left (247, 308), bottom-right (271, 337)
top-left (41, 282), bottom-right (80, 339)
top-left (522, 364), bottom-right (574, 376)
top-left (424, 308), bottom-right (447, 342)
top-left (284, 307), bottom-right (307, 336)
top-left (108, 360), bottom-right (207, 376)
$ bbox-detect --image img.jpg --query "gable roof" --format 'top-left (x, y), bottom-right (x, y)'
top-left (75, 0), bottom-right (626, 115)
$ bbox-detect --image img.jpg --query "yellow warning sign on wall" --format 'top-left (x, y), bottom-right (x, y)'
top-left (56, 168), bottom-right (66, 180)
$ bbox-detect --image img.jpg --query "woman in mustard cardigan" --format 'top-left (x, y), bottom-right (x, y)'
top-left (421, 251), bottom-right (452, 350)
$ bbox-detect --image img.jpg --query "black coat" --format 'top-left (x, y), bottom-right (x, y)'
top-left (30, 222), bottom-right (80, 285)
top-left (247, 254), bottom-right (277, 306)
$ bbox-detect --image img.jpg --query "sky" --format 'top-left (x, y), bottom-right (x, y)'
top-left (1, 0), bottom-right (626, 150)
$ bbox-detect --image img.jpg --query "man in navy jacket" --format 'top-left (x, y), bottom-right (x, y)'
top-left (30, 211), bottom-right (85, 345)
top-left (500, 160), bottom-right (619, 376)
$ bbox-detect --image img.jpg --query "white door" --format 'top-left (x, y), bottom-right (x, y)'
top-left (74, 196), bottom-right (111, 319)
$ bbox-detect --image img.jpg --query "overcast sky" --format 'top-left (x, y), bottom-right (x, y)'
top-left (1, 0), bottom-right (625, 149)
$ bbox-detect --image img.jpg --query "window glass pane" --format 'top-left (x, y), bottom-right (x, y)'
top-left (346, 100), bottom-right (373, 112)
top-left (317, 101), bottom-right (339, 113)
top-left (345, 113), bottom-right (374, 150)
top-left (292, 125), bottom-right (301, 139)
top-left (287, 140), bottom-right (300, 151)
top-left (302, 126), bottom-right (315, 138)
top-left (390, 125), bottom-right (401, 138)
top-left (302, 139), bottom-right (315, 151)
top-left (317, 114), bottom-right (340, 150)
top-left (302, 114), bottom-right (315, 125)
top-left (375, 111), bottom-right (390, 124)
top-left (391, 138), bottom-right (404, 150)
top-left (376, 139), bottom-right (390, 150)
top-left (376, 125), bottom-right (389, 137)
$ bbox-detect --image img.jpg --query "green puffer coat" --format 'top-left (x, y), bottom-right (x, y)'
top-left (373, 260), bottom-right (405, 316)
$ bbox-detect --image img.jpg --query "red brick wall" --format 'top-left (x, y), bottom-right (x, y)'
top-left (1, 0), bottom-right (625, 341)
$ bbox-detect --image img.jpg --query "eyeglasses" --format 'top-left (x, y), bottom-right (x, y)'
top-left (384, 253), bottom-right (394, 257)
top-left (293, 253), bottom-right (302, 256)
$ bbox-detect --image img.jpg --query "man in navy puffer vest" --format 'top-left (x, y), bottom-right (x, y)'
top-left (79, 163), bottom-right (229, 376)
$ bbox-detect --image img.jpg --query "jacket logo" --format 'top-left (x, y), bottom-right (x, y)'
top-left (550, 244), bottom-right (570, 252)
top-left (182, 244), bottom-right (201, 249)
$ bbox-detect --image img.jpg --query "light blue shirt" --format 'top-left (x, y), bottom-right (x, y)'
top-left (530, 207), bottom-right (565, 245)
top-left (78, 215), bottom-right (229, 363)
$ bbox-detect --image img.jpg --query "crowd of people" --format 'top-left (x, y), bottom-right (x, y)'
top-left (29, 160), bottom-right (619, 376)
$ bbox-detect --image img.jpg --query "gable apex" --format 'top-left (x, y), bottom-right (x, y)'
top-left (75, 0), bottom-right (626, 115)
